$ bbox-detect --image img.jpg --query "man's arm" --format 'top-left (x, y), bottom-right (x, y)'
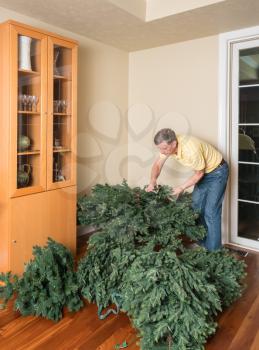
top-left (146, 156), bottom-right (168, 192)
top-left (172, 169), bottom-right (204, 196)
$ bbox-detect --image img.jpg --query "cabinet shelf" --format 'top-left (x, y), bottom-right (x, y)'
top-left (53, 148), bottom-right (71, 153)
top-left (53, 113), bottom-right (71, 116)
top-left (53, 74), bottom-right (71, 81)
top-left (17, 150), bottom-right (40, 156)
top-left (18, 68), bottom-right (40, 76)
top-left (18, 111), bottom-right (40, 115)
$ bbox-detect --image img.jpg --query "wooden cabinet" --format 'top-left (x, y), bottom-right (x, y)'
top-left (0, 20), bottom-right (78, 274)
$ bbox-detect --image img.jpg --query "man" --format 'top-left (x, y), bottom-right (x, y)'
top-left (146, 128), bottom-right (229, 251)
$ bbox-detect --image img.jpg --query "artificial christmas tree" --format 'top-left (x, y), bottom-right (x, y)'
top-left (0, 238), bottom-right (83, 321)
top-left (77, 182), bottom-right (246, 350)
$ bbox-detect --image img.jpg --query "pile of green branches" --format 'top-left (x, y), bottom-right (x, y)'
top-left (0, 238), bottom-right (83, 321)
top-left (77, 182), bottom-right (246, 350)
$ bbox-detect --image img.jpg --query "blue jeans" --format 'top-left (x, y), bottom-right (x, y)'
top-left (192, 162), bottom-right (229, 251)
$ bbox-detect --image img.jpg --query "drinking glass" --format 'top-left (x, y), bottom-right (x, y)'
top-left (32, 95), bottom-right (39, 112)
top-left (22, 94), bottom-right (28, 111)
top-left (18, 94), bottom-right (24, 111)
top-left (28, 95), bottom-right (34, 111)
top-left (61, 100), bottom-right (67, 113)
top-left (53, 100), bottom-right (59, 113)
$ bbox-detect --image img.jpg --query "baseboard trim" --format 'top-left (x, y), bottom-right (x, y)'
top-left (225, 242), bottom-right (259, 254)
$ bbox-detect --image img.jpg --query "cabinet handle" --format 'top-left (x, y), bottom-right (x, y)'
top-left (12, 240), bottom-right (17, 244)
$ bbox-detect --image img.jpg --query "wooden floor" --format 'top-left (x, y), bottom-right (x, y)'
top-left (0, 237), bottom-right (259, 350)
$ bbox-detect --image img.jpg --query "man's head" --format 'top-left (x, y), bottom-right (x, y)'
top-left (154, 128), bottom-right (177, 156)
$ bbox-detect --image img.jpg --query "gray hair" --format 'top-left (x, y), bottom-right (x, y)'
top-left (154, 128), bottom-right (177, 145)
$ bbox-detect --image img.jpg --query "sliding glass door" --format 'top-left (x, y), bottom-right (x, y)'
top-left (231, 40), bottom-right (259, 249)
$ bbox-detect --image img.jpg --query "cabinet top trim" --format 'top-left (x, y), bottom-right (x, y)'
top-left (2, 19), bottom-right (78, 46)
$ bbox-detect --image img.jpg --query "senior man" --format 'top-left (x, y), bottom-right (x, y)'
top-left (146, 128), bottom-right (229, 251)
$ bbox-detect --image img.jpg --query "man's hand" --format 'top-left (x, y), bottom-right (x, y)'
top-left (146, 157), bottom-right (168, 193)
top-left (146, 183), bottom-right (156, 192)
top-left (172, 186), bottom-right (184, 197)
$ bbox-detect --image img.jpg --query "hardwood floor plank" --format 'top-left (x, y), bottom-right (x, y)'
top-left (251, 330), bottom-right (259, 350)
top-left (77, 313), bottom-right (130, 350)
top-left (228, 294), bottom-right (259, 350)
top-left (96, 325), bottom-right (139, 350)
top-left (0, 316), bottom-right (69, 348)
top-left (206, 252), bottom-right (259, 350)
top-left (0, 300), bottom-right (20, 328)
top-left (33, 303), bottom-right (101, 349)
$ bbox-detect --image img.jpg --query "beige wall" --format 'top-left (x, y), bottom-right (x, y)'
top-left (0, 6), bottom-right (129, 194)
top-left (128, 35), bottom-right (219, 189)
top-left (77, 37), bottom-right (128, 194)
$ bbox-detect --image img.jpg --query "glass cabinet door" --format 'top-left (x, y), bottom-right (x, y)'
top-left (47, 38), bottom-right (77, 189)
top-left (10, 26), bottom-right (47, 197)
top-left (231, 40), bottom-right (259, 249)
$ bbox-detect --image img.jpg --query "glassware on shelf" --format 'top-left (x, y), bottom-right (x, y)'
top-left (61, 100), bottom-right (67, 113)
top-left (53, 161), bottom-right (65, 182)
top-left (18, 94), bottom-right (24, 110)
top-left (53, 162), bottom-right (59, 181)
top-left (53, 100), bottom-right (67, 113)
top-left (22, 94), bottom-right (29, 111)
top-left (28, 95), bottom-right (34, 111)
top-left (31, 95), bottom-right (39, 112)
top-left (18, 94), bottom-right (39, 112)
top-left (54, 138), bottom-right (62, 148)
top-left (53, 100), bottom-right (60, 113)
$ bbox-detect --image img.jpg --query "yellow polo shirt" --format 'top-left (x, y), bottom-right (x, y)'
top-left (160, 135), bottom-right (223, 173)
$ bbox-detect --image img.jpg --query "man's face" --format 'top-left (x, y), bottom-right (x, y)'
top-left (157, 141), bottom-right (177, 155)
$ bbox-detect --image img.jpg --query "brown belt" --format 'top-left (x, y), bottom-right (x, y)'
top-left (215, 158), bottom-right (225, 170)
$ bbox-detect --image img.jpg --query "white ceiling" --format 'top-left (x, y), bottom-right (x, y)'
top-left (0, 0), bottom-right (259, 51)
top-left (145, 0), bottom-right (226, 21)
